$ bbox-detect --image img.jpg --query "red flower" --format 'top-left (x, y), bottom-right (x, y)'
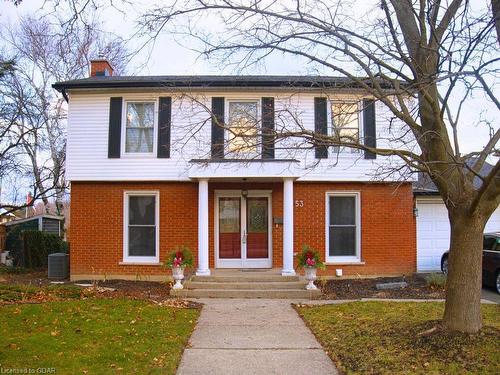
top-left (175, 251), bottom-right (183, 260)
top-left (306, 258), bottom-right (316, 267)
top-left (173, 257), bottom-right (182, 267)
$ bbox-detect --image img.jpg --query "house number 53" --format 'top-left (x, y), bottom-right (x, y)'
top-left (295, 200), bottom-right (304, 207)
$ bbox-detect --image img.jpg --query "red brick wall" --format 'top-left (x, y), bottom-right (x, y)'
top-left (294, 182), bottom-right (416, 276)
top-left (70, 182), bottom-right (198, 279)
top-left (69, 181), bottom-right (416, 279)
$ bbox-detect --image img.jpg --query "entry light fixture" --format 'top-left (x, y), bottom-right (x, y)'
top-left (413, 207), bottom-right (419, 217)
top-left (242, 190), bottom-right (248, 197)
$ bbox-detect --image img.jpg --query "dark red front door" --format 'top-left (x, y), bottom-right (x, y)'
top-left (246, 197), bottom-right (269, 259)
top-left (217, 193), bottom-right (271, 268)
top-left (218, 197), bottom-right (241, 259)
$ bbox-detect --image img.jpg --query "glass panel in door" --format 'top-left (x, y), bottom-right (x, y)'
top-left (219, 197), bottom-right (241, 259)
top-left (246, 197), bottom-right (269, 259)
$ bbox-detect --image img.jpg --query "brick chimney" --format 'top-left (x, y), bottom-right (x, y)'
top-left (90, 59), bottom-right (114, 77)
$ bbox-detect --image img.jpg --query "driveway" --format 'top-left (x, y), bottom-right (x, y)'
top-left (482, 288), bottom-right (500, 304)
top-left (176, 299), bottom-right (338, 375)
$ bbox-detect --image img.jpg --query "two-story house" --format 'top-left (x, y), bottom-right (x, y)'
top-left (53, 59), bottom-right (416, 281)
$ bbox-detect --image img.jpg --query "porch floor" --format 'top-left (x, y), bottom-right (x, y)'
top-left (209, 268), bottom-right (284, 276)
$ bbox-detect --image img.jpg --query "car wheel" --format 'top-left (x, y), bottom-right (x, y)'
top-left (496, 271), bottom-right (500, 295)
top-left (441, 256), bottom-right (449, 275)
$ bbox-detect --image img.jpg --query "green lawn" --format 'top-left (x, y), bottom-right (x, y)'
top-left (0, 298), bottom-right (199, 374)
top-left (0, 283), bottom-right (85, 302)
top-left (296, 302), bottom-right (500, 375)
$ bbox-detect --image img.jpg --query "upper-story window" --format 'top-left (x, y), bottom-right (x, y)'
top-left (227, 100), bottom-right (259, 156)
top-left (124, 101), bottom-right (155, 154)
top-left (330, 102), bottom-right (361, 153)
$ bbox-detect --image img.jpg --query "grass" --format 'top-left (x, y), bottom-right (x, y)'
top-left (0, 298), bottom-right (200, 374)
top-left (296, 301), bottom-right (500, 375)
top-left (0, 265), bottom-right (34, 274)
top-left (0, 283), bottom-right (84, 302)
top-left (425, 273), bottom-right (447, 289)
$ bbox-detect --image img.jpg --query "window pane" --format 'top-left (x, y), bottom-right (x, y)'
top-left (228, 102), bottom-right (258, 153)
top-left (126, 103), bottom-right (154, 128)
top-left (329, 227), bottom-right (356, 256)
top-left (333, 127), bottom-right (359, 143)
top-left (126, 128), bottom-right (154, 153)
top-left (126, 102), bottom-right (154, 153)
top-left (128, 226), bottom-right (155, 256)
top-left (247, 197), bottom-right (268, 233)
top-left (332, 103), bottom-right (359, 129)
top-left (219, 198), bottom-right (240, 233)
top-left (330, 196), bottom-right (356, 225)
top-left (331, 102), bottom-right (359, 147)
top-left (483, 236), bottom-right (496, 250)
top-left (129, 196), bottom-right (155, 225)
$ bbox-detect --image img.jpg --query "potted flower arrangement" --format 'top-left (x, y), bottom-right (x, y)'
top-left (166, 246), bottom-right (194, 290)
top-left (296, 245), bottom-right (325, 290)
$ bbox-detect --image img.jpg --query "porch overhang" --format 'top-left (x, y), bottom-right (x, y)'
top-left (188, 159), bottom-right (301, 180)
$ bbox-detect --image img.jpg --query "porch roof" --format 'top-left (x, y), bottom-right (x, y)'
top-left (188, 159), bottom-right (301, 180)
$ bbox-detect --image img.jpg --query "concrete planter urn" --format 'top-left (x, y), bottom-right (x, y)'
top-left (304, 267), bottom-right (318, 290)
top-left (172, 266), bottom-right (185, 290)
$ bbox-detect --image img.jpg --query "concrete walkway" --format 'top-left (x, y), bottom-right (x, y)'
top-left (176, 299), bottom-right (338, 375)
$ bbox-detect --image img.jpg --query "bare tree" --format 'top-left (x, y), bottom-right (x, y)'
top-left (37, 0), bottom-right (498, 333)
top-left (0, 15), bottom-right (128, 214)
top-left (134, 0), bottom-right (497, 333)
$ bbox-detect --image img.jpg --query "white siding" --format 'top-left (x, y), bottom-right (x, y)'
top-left (416, 198), bottom-right (500, 271)
top-left (66, 90), bottom-right (412, 182)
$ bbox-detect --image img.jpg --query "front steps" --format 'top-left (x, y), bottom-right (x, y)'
top-left (170, 270), bottom-right (321, 299)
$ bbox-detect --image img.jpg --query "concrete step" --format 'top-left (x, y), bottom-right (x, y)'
top-left (170, 288), bottom-right (321, 299)
top-left (190, 275), bottom-right (300, 283)
top-left (184, 281), bottom-right (307, 290)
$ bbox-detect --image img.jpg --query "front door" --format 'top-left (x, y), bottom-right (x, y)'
top-left (216, 191), bottom-right (272, 268)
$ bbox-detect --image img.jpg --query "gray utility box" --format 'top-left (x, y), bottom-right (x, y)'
top-left (48, 253), bottom-right (69, 279)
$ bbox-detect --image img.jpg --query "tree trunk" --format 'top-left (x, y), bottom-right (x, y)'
top-left (442, 212), bottom-right (485, 333)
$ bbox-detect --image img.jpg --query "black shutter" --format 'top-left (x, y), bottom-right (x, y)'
top-left (314, 97), bottom-right (328, 159)
top-left (363, 99), bottom-right (376, 159)
top-left (108, 97), bottom-right (122, 158)
top-left (157, 97), bottom-right (172, 158)
top-left (261, 97), bottom-right (275, 159)
top-left (211, 97), bottom-right (225, 159)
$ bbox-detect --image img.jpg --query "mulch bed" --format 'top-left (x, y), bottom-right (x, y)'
top-left (318, 274), bottom-right (446, 299)
top-left (76, 279), bottom-right (174, 301)
top-left (0, 267), bottom-right (201, 308)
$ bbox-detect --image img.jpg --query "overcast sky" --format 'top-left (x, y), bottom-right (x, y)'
top-left (1, 0), bottom-right (498, 156)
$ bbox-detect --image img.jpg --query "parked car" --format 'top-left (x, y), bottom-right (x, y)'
top-left (441, 232), bottom-right (500, 294)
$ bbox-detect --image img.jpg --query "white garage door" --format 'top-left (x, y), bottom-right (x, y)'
top-left (416, 198), bottom-right (500, 271)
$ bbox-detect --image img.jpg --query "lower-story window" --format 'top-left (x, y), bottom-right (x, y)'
top-left (123, 191), bottom-right (159, 263)
top-left (326, 192), bottom-right (361, 262)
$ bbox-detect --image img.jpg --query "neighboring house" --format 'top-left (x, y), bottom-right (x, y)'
top-left (54, 59), bottom-right (417, 281)
top-left (414, 165), bottom-right (500, 271)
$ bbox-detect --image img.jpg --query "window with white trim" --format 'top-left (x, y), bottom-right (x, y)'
top-left (326, 192), bottom-right (361, 262)
top-left (124, 192), bottom-right (159, 263)
top-left (226, 100), bottom-right (259, 156)
top-left (124, 101), bottom-right (155, 154)
top-left (330, 101), bottom-right (361, 153)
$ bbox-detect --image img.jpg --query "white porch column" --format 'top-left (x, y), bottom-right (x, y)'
top-left (282, 178), bottom-right (296, 276)
top-left (196, 178), bottom-right (210, 276)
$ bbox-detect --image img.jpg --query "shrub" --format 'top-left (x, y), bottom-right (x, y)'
top-left (21, 231), bottom-right (68, 268)
top-left (165, 246), bottom-right (194, 268)
top-left (425, 273), bottom-right (447, 289)
top-left (296, 245), bottom-right (326, 269)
